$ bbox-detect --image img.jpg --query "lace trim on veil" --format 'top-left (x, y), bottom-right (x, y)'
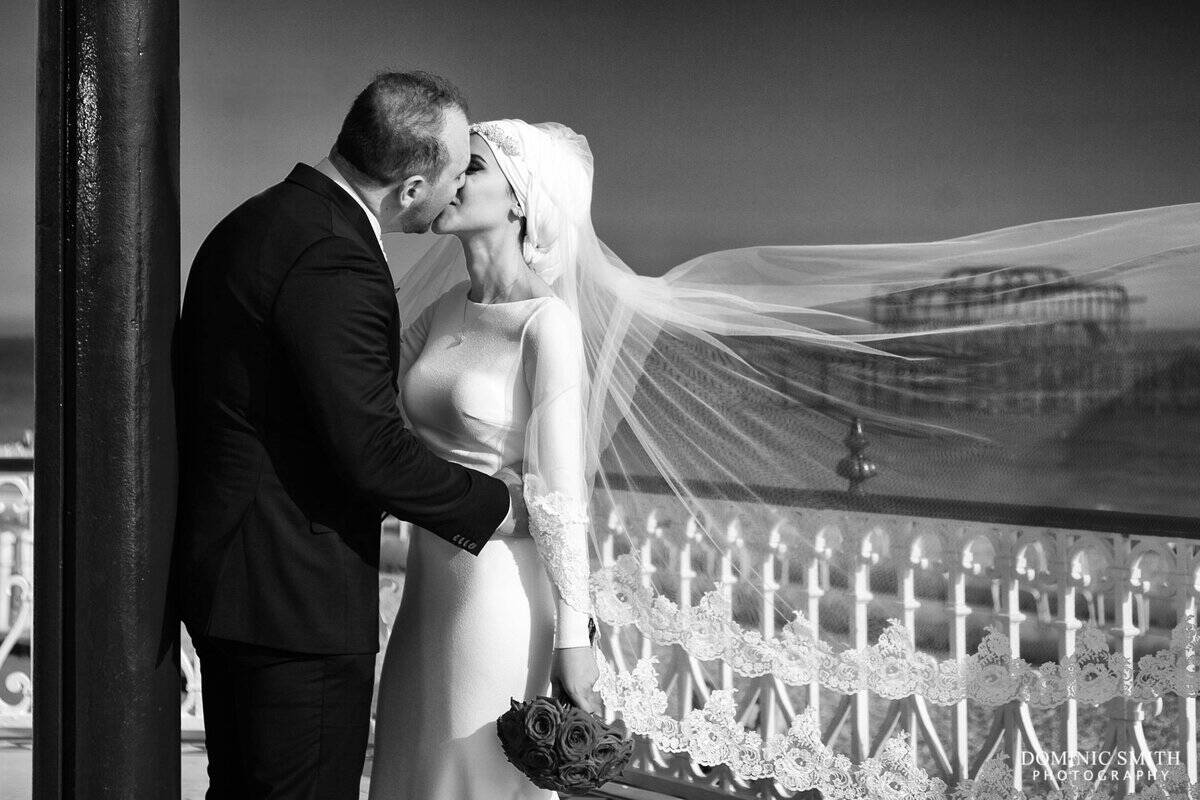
top-left (596, 652), bottom-right (947, 798)
top-left (592, 640), bottom-right (1200, 800)
top-left (592, 554), bottom-right (1200, 707)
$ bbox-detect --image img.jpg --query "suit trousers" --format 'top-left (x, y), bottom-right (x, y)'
top-left (194, 635), bottom-right (376, 800)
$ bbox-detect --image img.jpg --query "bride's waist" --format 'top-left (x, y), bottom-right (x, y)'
top-left (409, 527), bottom-right (534, 564)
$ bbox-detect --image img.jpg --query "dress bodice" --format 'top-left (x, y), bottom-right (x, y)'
top-left (399, 282), bottom-right (555, 476)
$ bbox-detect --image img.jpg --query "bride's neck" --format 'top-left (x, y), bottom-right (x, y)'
top-left (460, 229), bottom-right (531, 304)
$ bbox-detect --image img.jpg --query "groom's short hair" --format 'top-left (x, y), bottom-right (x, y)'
top-left (335, 71), bottom-right (468, 186)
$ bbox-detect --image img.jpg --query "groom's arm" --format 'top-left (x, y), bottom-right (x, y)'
top-left (273, 235), bottom-right (509, 552)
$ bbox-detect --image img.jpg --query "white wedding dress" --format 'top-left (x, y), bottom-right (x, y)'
top-left (368, 282), bottom-right (592, 800)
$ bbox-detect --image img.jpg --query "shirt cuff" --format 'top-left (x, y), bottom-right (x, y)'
top-left (554, 602), bottom-right (592, 649)
top-left (499, 493), bottom-right (514, 532)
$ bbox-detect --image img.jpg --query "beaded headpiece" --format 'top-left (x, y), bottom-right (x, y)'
top-left (470, 122), bottom-right (521, 157)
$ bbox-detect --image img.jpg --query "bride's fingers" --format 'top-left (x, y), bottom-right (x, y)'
top-left (572, 686), bottom-right (603, 715)
top-left (554, 681), bottom-right (601, 714)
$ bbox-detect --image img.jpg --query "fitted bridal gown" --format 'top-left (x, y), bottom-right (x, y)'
top-left (368, 282), bottom-right (593, 800)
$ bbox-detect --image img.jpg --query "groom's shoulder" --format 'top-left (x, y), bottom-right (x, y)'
top-left (251, 165), bottom-right (334, 223)
top-left (215, 165), bottom-right (353, 244)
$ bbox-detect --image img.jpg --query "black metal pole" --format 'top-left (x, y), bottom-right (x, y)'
top-left (35, 1), bottom-right (181, 797)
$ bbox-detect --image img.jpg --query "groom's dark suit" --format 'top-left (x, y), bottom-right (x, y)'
top-left (175, 163), bottom-right (510, 799)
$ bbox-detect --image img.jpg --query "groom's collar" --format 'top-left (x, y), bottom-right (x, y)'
top-left (312, 158), bottom-right (385, 252)
top-left (285, 163), bottom-right (388, 265)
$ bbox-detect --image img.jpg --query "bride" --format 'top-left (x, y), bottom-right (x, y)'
top-left (368, 120), bottom-right (602, 800)
top-left (368, 118), bottom-right (1200, 799)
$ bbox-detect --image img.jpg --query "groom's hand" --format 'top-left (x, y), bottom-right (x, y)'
top-left (551, 645), bottom-right (602, 715)
top-left (493, 467), bottom-right (526, 537)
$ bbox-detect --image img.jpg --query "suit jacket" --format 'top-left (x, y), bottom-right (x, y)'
top-left (174, 163), bottom-right (509, 654)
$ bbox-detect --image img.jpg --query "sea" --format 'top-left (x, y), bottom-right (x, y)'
top-left (0, 337), bottom-right (33, 444)
top-left (1, 331), bottom-right (1197, 516)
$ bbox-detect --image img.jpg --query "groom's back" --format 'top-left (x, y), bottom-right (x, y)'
top-left (175, 169), bottom-right (390, 654)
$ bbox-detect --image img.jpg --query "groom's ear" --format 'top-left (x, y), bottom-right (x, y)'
top-left (396, 175), bottom-right (427, 209)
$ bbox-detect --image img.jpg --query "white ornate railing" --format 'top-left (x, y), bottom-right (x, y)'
top-left (583, 487), bottom-right (1198, 800)
top-left (4, 459), bottom-right (1198, 800)
top-left (0, 457), bottom-right (33, 737)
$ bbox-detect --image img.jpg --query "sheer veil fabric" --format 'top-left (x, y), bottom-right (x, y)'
top-left (394, 120), bottom-right (1200, 795)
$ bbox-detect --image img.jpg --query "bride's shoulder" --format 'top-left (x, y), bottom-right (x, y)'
top-left (523, 295), bottom-right (581, 342)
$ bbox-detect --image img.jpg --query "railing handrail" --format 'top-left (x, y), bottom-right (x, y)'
top-left (601, 471), bottom-right (1200, 539)
top-left (0, 457), bottom-right (34, 473)
top-left (5, 453), bottom-right (1197, 538)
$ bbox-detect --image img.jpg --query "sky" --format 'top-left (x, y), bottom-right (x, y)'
top-left (2, 1), bottom-right (1200, 334)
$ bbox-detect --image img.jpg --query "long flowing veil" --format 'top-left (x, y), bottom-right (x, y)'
top-left (396, 121), bottom-right (1200, 796)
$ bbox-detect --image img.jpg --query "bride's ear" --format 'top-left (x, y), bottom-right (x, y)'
top-left (506, 184), bottom-right (523, 222)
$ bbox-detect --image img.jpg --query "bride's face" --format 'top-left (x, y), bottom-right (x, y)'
top-left (432, 134), bottom-right (520, 236)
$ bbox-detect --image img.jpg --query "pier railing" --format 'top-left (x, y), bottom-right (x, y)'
top-left (583, 477), bottom-right (1198, 800)
top-left (0, 455), bottom-right (33, 736)
top-left (3, 455), bottom-right (1198, 799)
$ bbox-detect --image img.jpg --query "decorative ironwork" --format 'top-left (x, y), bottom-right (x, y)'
top-left (0, 462), bottom-right (33, 734)
top-left (3, 462), bottom-right (1196, 799)
top-left (836, 417), bottom-right (878, 495)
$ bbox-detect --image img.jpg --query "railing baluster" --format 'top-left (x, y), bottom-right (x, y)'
top-left (752, 524), bottom-right (788, 742)
top-left (849, 521), bottom-right (878, 762)
top-left (949, 529), bottom-right (976, 782)
top-left (1052, 535), bottom-right (1081, 771)
top-left (20, 528), bottom-right (33, 580)
top-left (996, 531), bottom-right (1027, 790)
top-left (899, 521), bottom-right (920, 756)
top-left (1110, 537), bottom-right (1153, 799)
top-left (0, 530), bottom-right (13, 633)
top-left (720, 518), bottom-right (741, 693)
top-left (640, 510), bottom-right (661, 662)
top-left (1178, 540), bottom-right (1199, 784)
top-left (806, 525), bottom-right (830, 722)
top-left (676, 518), bottom-right (698, 717)
top-left (602, 505), bottom-right (629, 675)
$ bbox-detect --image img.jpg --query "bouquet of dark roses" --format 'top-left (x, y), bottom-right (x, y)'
top-left (496, 696), bottom-right (633, 795)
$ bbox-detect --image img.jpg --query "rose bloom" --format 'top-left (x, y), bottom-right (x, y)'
top-left (520, 745), bottom-right (558, 775)
top-left (523, 700), bottom-right (563, 746)
top-left (557, 710), bottom-right (599, 760)
top-left (497, 701), bottom-right (525, 747)
top-left (592, 737), bottom-right (619, 768)
top-left (593, 733), bottom-right (633, 776)
top-left (556, 762), bottom-right (600, 789)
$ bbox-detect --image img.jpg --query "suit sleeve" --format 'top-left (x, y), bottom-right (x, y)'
top-left (273, 236), bottom-right (508, 553)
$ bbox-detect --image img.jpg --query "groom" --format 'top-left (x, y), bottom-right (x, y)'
top-left (175, 72), bottom-right (515, 799)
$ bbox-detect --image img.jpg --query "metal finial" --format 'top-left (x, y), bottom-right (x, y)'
top-left (836, 417), bottom-right (877, 495)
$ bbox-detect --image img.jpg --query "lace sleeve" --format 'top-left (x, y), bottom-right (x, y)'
top-left (522, 299), bottom-right (593, 648)
top-left (524, 476), bottom-right (591, 614)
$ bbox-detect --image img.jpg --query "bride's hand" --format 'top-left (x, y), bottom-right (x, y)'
top-left (550, 645), bottom-right (602, 715)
